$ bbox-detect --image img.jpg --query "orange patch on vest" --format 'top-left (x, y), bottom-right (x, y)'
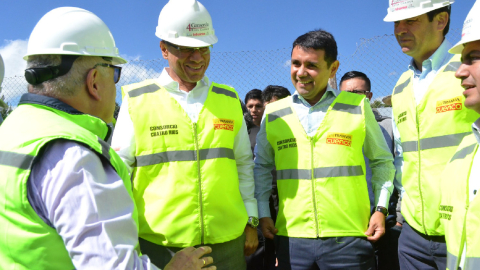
top-left (436, 96), bottom-right (463, 114)
top-left (326, 133), bottom-right (352, 147)
top-left (213, 118), bottom-right (234, 131)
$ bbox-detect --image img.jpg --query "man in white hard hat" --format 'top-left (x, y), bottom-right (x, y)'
top-left (439, 2), bottom-right (480, 270)
top-left (384, 1), bottom-right (480, 269)
top-left (112, 0), bottom-right (258, 269)
top-left (0, 7), bottom-right (215, 270)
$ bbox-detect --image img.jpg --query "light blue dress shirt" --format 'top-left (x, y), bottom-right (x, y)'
top-left (254, 85), bottom-right (395, 219)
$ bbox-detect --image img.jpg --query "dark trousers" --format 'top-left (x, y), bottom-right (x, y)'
top-left (376, 224), bottom-right (401, 270)
top-left (274, 236), bottom-right (375, 270)
top-left (398, 222), bottom-right (447, 270)
top-left (246, 228), bottom-right (277, 270)
top-left (139, 233), bottom-right (246, 270)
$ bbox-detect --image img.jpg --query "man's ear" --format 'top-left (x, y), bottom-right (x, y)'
top-left (86, 68), bottom-right (101, 101)
top-left (436, 11), bottom-right (449, 33)
top-left (160, 41), bottom-right (169, 60)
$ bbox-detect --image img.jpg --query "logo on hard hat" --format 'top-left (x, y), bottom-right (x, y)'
top-left (186, 22), bottom-right (210, 32)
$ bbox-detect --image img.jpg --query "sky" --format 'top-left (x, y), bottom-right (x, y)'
top-left (0, 0), bottom-right (475, 107)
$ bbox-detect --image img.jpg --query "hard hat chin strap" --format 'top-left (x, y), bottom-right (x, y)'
top-left (25, 55), bottom-right (80, 85)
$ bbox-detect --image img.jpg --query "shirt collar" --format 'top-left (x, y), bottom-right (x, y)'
top-left (292, 84), bottom-right (338, 107)
top-left (157, 67), bottom-right (209, 92)
top-left (408, 39), bottom-right (453, 73)
top-left (473, 118), bottom-right (480, 145)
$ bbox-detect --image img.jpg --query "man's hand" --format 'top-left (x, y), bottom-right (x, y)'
top-left (260, 217), bottom-right (278, 240)
top-left (365, 211), bottom-right (386, 242)
top-left (164, 246), bottom-right (215, 270)
top-left (244, 225), bottom-right (258, 256)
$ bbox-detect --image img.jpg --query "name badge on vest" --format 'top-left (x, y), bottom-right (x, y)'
top-left (213, 118), bottom-right (234, 131)
top-left (436, 96), bottom-right (463, 114)
top-left (277, 138), bottom-right (297, 151)
top-left (150, 124), bottom-right (179, 137)
top-left (397, 111), bottom-right (407, 125)
top-left (326, 133), bottom-right (352, 147)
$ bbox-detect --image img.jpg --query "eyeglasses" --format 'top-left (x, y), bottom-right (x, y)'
top-left (164, 41), bottom-right (212, 55)
top-left (93, 63), bottom-right (122, 84)
top-left (350, 90), bottom-right (371, 95)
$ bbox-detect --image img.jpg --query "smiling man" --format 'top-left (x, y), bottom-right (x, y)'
top-left (254, 29), bottom-right (394, 270)
top-left (440, 3), bottom-right (480, 270)
top-left (112, 0), bottom-right (258, 269)
top-left (384, 1), bottom-right (480, 269)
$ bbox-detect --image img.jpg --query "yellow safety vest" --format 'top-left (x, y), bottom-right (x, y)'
top-left (124, 80), bottom-right (248, 247)
top-left (440, 132), bottom-right (480, 270)
top-left (265, 92), bottom-right (370, 238)
top-left (0, 94), bottom-right (137, 269)
top-left (392, 54), bottom-right (480, 235)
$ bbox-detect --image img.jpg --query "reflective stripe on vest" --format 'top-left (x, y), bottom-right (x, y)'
top-left (265, 92), bottom-right (369, 238)
top-left (135, 148), bottom-right (235, 167)
top-left (401, 132), bottom-right (471, 152)
top-left (277, 166), bottom-right (363, 180)
top-left (124, 80), bottom-right (248, 247)
top-left (0, 150), bottom-right (34, 169)
top-left (391, 54), bottom-right (480, 235)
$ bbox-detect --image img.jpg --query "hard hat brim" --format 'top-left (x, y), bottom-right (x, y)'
top-left (158, 34), bottom-right (218, 48)
top-left (384, 3), bottom-right (453, 22)
top-left (24, 52), bottom-right (128, 65)
top-left (448, 36), bottom-right (480, 55)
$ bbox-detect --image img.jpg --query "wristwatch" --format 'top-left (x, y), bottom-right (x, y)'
top-left (376, 206), bottom-right (388, 217)
top-left (247, 216), bottom-right (259, 228)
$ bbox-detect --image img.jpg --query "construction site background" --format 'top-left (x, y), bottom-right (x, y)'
top-left (0, 29), bottom-right (461, 119)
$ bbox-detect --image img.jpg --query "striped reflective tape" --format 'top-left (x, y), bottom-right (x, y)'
top-left (444, 62), bottom-right (461, 72)
top-left (98, 138), bottom-right (111, 161)
top-left (450, 143), bottom-right (477, 162)
top-left (268, 107), bottom-right (294, 122)
top-left (277, 165), bottom-right (363, 180)
top-left (0, 150), bottom-right (35, 170)
top-left (212, 86), bottom-right (237, 99)
top-left (393, 78), bottom-right (411, 95)
top-left (128, 84), bottom-right (161, 98)
top-left (402, 132), bottom-right (471, 153)
top-left (332, 103), bottom-right (362, 115)
top-left (135, 147), bottom-right (234, 167)
top-left (465, 257), bottom-right (480, 270)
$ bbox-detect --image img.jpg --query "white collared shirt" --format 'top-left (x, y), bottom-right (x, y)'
top-left (112, 68), bottom-right (258, 217)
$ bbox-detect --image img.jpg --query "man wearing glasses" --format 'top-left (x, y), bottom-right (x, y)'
top-left (340, 71), bottom-right (402, 270)
top-left (112, 1), bottom-right (258, 269)
top-left (0, 7), bottom-right (215, 270)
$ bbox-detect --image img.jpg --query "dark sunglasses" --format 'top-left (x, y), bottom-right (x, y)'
top-left (350, 90), bottom-right (371, 95)
top-left (93, 63), bottom-right (122, 84)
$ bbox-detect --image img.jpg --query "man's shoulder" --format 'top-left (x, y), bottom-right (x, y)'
top-left (121, 79), bottom-right (163, 98)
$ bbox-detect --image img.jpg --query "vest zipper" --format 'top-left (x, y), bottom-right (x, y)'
top-left (310, 137), bottom-right (320, 237)
top-left (416, 109), bottom-right (427, 235)
top-left (193, 122), bottom-right (205, 244)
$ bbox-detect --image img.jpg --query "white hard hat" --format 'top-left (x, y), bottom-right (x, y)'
top-left (0, 54), bottom-right (4, 92)
top-left (384, 0), bottom-right (454, 22)
top-left (155, 0), bottom-right (218, 47)
top-left (24, 7), bottom-right (126, 65)
top-left (449, 1), bottom-right (480, 54)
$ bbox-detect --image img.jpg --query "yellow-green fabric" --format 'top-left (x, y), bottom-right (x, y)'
top-left (124, 79), bottom-right (248, 247)
top-left (264, 91), bottom-right (369, 238)
top-left (440, 133), bottom-right (480, 270)
top-left (392, 54), bottom-right (480, 236)
top-left (0, 97), bottom-right (136, 269)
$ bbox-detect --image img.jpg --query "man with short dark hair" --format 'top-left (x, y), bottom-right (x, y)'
top-left (340, 71), bottom-right (401, 270)
top-left (384, 1), bottom-right (480, 269)
top-left (245, 89), bottom-right (264, 128)
top-left (254, 29), bottom-right (394, 270)
top-left (262, 85), bottom-right (291, 105)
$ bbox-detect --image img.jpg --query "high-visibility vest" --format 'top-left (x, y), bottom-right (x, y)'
top-left (440, 132), bottom-right (480, 270)
top-left (0, 94), bottom-right (136, 269)
top-left (264, 92), bottom-right (370, 237)
top-left (391, 54), bottom-right (480, 235)
top-left (124, 80), bottom-right (248, 247)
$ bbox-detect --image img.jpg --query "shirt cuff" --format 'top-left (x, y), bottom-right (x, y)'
top-left (375, 188), bottom-right (391, 208)
top-left (257, 201), bottom-right (271, 219)
top-left (244, 200), bottom-right (258, 218)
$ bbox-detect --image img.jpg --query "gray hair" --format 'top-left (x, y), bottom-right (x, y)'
top-left (26, 55), bottom-right (108, 98)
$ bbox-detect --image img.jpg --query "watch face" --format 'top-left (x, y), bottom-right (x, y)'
top-left (249, 217), bottom-right (259, 227)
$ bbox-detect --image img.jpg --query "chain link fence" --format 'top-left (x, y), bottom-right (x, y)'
top-left (0, 29), bottom-right (461, 117)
